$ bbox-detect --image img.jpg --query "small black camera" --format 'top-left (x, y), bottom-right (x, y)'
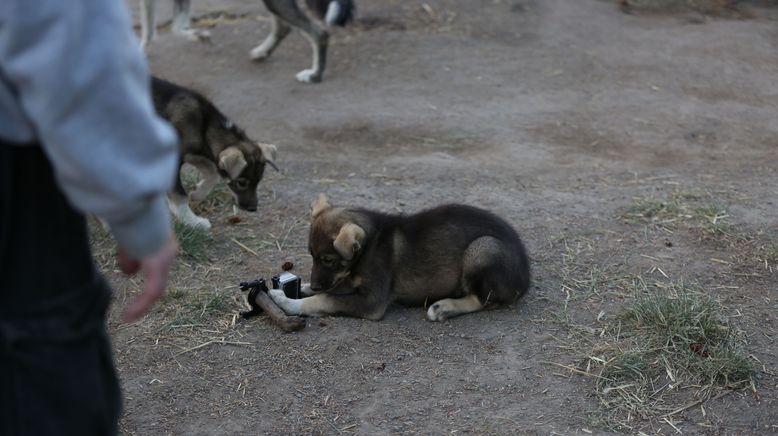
top-left (238, 271), bottom-right (303, 319)
top-left (271, 272), bottom-right (302, 299)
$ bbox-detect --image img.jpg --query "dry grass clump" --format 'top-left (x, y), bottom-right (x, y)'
top-left (590, 281), bottom-right (753, 430)
top-left (623, 190), bottom-right (731, 236)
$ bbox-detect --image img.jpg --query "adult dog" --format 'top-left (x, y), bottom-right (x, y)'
top-left (138, 0), bottom-right (355, 83)
top-left (269, 195), bottom-right (531, 321)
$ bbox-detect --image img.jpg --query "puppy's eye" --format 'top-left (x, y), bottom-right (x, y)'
top-left (234, 178), bottom-right (249, 190)
top-left (320, 255), bottom-right (338, 267)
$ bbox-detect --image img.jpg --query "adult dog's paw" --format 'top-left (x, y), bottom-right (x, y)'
top-left (173, 28), bottom-right (211, 43)
top-left (295, 69), bottom-right (322, 83)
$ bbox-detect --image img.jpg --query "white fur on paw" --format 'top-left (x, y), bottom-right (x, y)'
top-left (300, 283), bottom-right (314, 297)
top-left (426, 301), bottom-right (450, 322)
top-left (250, 48), bottom-right (269, 61)
top-left (268, 289), bottom-right (286, 302)
top-left (268, 289), bottom-right (303, 315)
top-left (171, 199), bottom-right (212, 231)
top-left (250, 41), bottom-right (274, 61)
top-left (192, 216), bottom-right (211, 230)
top-left (295, 69), bottom-right (321, 83)
top-left (175, 28), bottom-right (211, 42)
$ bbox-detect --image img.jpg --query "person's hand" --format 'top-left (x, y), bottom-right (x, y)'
top-left (117, 235), bottom-right (178, 322)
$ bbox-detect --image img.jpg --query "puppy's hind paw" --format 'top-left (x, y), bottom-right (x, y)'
top-left (295, 69), bottom-right (322, 83)
top-left (426, 302), bottom-right (449, 322)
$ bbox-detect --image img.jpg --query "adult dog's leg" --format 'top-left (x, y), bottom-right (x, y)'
top-left (250, 14), bottom-right (292, 61)
top-left (139, 0), bottom-right (156, 50)
top-left (264, 0), bottom-right (328, 83)
top-left (172, 0), bottom-right (211, 42)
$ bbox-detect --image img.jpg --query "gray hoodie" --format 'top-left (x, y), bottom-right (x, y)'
top-left (0, 0), bottom-right (179, 258)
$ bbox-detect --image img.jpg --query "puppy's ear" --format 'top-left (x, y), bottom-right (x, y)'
top-left (257, 142), bottom-right (279, 172)
top-left (311, 193), bottom-right (331, 218)
top-left (218, 146), bottom-right (247, 180)
top-left (333, 223), bottom-right (365, 260)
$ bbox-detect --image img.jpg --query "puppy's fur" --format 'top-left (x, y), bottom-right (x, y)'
top-left (139, 0), bottom-right (355, 83)
top-left (151, 76), bottom-right (278, 230)
top-left (269, 195), bottom-right (531, 321)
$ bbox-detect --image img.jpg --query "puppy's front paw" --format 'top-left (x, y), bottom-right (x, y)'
top-left (191, 216), bottom-right (212, 231)
top-left (295, 69), bottom-right (322, 83)
top-left (268, 289), bottom-right (287, 302)
top-left (300, 283), bottom-right (315, 297)
top-left (426, 301), bottom-right (451, 322)
top-left (268, 289), bottom-right (303, 315)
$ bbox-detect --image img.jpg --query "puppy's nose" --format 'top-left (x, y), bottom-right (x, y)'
top-left (310, 284), bottom-right (323, 292)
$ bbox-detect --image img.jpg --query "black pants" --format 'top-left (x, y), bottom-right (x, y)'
top-left (0, 143), bottom-right (120, 435)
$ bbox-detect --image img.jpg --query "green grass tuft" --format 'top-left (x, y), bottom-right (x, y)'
top-left (589, 284), bottom-right (753, 429)
top-left (625, 292), bottom-right (727, 350)
top-left (692, 205), bottom-right (732, 236)
top-left (623, 191), bottom-right (735, 237)
top-left (624, 198), bottom-right (680, 222)
top-left (174, 221), bottom-right (214, 261)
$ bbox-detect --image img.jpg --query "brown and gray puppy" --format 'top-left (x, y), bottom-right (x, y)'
top-left (151, 76), bottom-right (277, 230)
top-left (269, 194), bottom-right (531, 321)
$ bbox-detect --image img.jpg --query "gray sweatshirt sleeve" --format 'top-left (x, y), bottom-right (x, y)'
top-left (0, 1), bottom-right (179, 258)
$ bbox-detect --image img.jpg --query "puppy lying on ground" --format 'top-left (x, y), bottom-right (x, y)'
top-left (269, 194), bottom-right (531, 321)
top-left (151, 76), bottom-right (278, 230)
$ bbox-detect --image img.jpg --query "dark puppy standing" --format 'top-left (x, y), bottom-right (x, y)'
top-left (269, 195), bottom-right (531, 321)
top-left (139, 0), bottom-right (355, 83)
top-left (151, 76), bottom-right (277, 230)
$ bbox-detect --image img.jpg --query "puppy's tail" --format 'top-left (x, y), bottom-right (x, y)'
top-left (306, 0), bottom-right (355, 27)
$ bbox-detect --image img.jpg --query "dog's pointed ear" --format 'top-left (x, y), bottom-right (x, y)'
top-left (257, 142), bottom-right (279, 172)
top-left (333, 223), bottom-right (365, 260)
top-left (218, 146), bottom-right (247, 180)
top-left (311, 193), bottom-right (331, 218)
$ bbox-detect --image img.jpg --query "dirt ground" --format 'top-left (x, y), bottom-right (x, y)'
top-left (103, 0), bottom-right (778, 434)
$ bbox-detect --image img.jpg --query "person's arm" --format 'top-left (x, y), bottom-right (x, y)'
top-left (0, 0), bottom-right (178, 258)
